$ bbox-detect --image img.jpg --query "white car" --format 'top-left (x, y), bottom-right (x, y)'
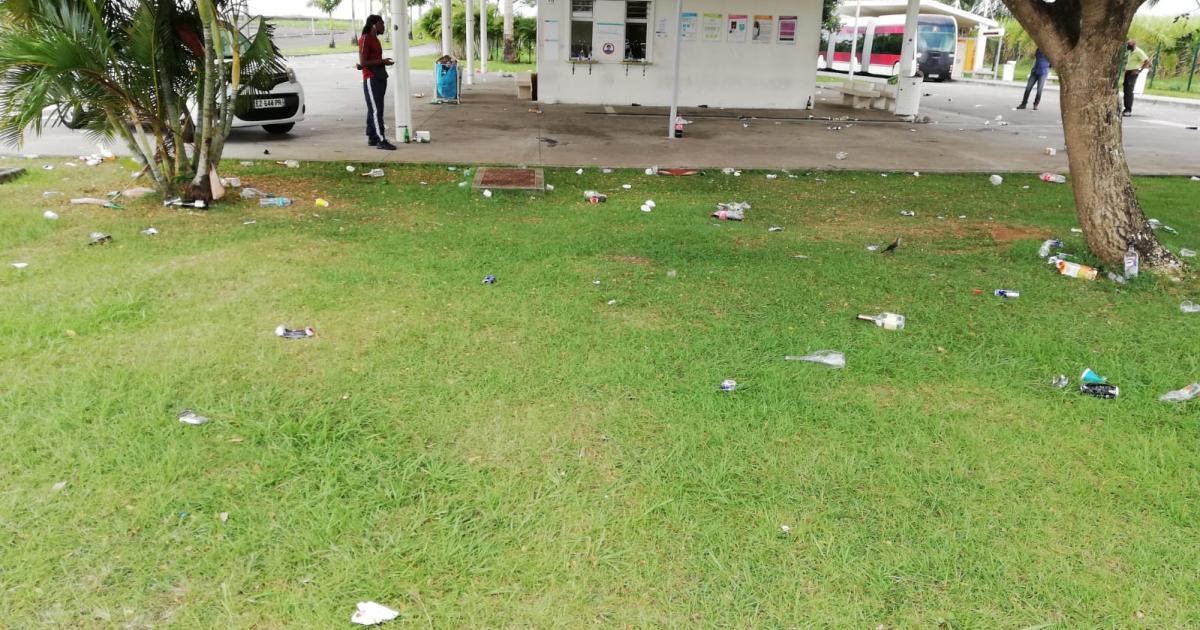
top-left (234, 66), bottom-right (305, 135)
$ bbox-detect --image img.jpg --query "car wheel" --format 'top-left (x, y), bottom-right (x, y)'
top-left (262, 123), bottom-right (294, 134)
top-left (59, 104), bottom-right (85, 130)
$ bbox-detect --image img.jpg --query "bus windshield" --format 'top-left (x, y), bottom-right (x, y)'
top-left (918, 30), bottom-right (956, 53)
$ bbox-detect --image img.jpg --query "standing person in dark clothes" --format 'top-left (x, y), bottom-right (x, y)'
top-left (359, 15), bottom-right (396, 150)
top-left (1122, 40), bottom-right (1150, 117)
top-left (1016, 49), bottom-right (1050, 111)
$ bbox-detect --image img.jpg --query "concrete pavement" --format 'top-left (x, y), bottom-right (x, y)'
top-left (5, 53), bottom-right (1198, 175)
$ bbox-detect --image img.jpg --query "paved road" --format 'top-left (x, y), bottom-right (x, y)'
top-left (4, 53), bottom-right (1198, 175)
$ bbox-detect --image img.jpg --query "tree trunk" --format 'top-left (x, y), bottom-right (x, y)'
top-left (1056, 55), bottom-right (1177, 271)
top-left (502, 0), bottom-right (515, 63)
top-left (188, 2), bottom-right (218, 203)
top-left (1001, 0), bottom-right (1178, 273)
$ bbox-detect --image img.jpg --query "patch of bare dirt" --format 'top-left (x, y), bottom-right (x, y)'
top-left (990, 224), bottom-right (1051, 244)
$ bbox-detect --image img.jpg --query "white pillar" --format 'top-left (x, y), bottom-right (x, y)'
top-left (465, 0), bottom-right (475, 85)
top-left (441, 0), bottom-right (452, 56)
top-left (667, 0), bottom-right (684, 139)
top-left (391, 0), bottom-right (413, 142)
top-left (973, 30), bottom-right (987, 73)
top-left (848, 0), bottom-right (862, 81)
top-left (894, 0), bottom-right (922, 117)
top-left (480, 0), bottom-right (489, 76)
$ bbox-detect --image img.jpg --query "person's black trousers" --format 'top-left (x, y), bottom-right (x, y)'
top-left (1021, 72), bottom-right (1047, 107)
top-left (363, 75), bottom-right (388, 144)
top-left (1123, 70), bottom-right (1139, 114)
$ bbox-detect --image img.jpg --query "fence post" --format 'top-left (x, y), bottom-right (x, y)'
top-left (1149, 41), bottom-right (1161, 88)
top-left (1189, 44), bottom-right (1200, 92)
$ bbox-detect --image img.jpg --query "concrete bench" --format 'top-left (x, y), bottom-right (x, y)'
top-left (840, 80), bottom-right (882, 110)
top-left (873, 84), bottom-right (898, 112)
top-left (516, 73), bottom-right (533, 100)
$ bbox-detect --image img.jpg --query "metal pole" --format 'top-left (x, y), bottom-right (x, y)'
top-left (1188, 44), bottom-right (1199, 92)
top-left (1149, 41), bottom-right (1161, 88)
top-left (480, 0), bottom-right (489, 76)
top-left (465, 0), bottom-right (475, 85)
top-left (667, 0), bottom-right (684, 139)
top-left (848, 0), bottom-right (861, 81)
top-left (391, 0), bottom-right (413, 142)
top-left (441, 0), bottom-right (452, 56)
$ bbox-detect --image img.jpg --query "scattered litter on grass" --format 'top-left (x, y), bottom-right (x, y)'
top-left (87, 232), bottom-right (112, 246)
top-left (713, 202), bottom-right (749, 221)
top-left (362, 169), bottom-right (385, 178)
top-left (720, 379), bottom-right (738, 392)
top-left (1039, 173), bottom-right (1067, 184)
top-left (1181, 300), bottom-right (1200, 314)
top-left (640, 204), bottom-right (653, 213)
top-left (576, 168), bottom-right (584, 175)
top-left (458, 182), bottom-right (468, 188)
top-left (622, 184), bottom-right (632, 190)
top-left (259, 197), bottom-right (292, 207)
top-left (1180, 248), bottom-right (1196, 258)
top-left (141, 227), bottom-right (159, 236)
top-left (42, 191), bottom-right (63, 199)
top-left (351, 601), bottom-right (399, 626)
top-left (483, 189), bottom-right (493, 198)
top-left (1080, 383), bottom-right (1119, 399)
top-left (766, 174), bottom-right (778, 180)
top-left (51, 481), bottom-right (67, 492)
top-left (768, 226), bottom-right (783, 232)
top-left (164, 197), bottom-right (206, 209)
top-left (177, 410), bottom-right (209, 426)
top-left (835, 152), bottom-right (848, 161)
top-left (42, 164), bottom-right (54, 171)
top-left (866, 244), bottom-right (880, 252)
top-left (482, 274), bottom-right (497, 285)
top-left (43, 210), bottom-right (58, 220)
top-left (278, 160), bottom-right (300, 168)
top-left (346, 165), bottom-right (357, 173)
top-left (1038, 239), bottom-right (1064, 259)
top-left (1053, 258), bottom-right (1098, 281)
top-left (667, 270), bottom-right (678, 278)
top-left (1081, 368), bottom-right (1107, 385)
top-left (221, 177), bottom-right (241, 188)
top-left (1160, 383), bottom-right (1200, 402)
top-left (912, 171), bottom-right (920, 177)
top-left (11, 262), bottom-right (28, 269)
top-left (584, 190), bottom-right (607, 204)
top-left (546, 184), bottom-right (555, 191)
top-left (1148, 218), bottom-right (1178, 234)
top-left (71, 197), bottom-right (122, 209)
top-left (276, 325), bottom-right (315, 339)
top-left (239, 161), bottom-right (254, 166)
top-left (1051, 375), bottom-right (1070, 389)
top-left (1107, 272), bottom-right (1127, 285)
top-left (602, 168), bottom-right (614, 174)
top-left (780, 524), bottom-right (791, 535)
top-left (993, 289), bottom-right (1020, 298)
top-left (243, 219), bottom-right (257, 225)
top-left (989, 174), bottom-right (1003, 186)
top-left (899, 210), bottom-right (916, 217)
top-left (315, 199), bottom-right (330, 208)
top-left (219, 512), bottom-right (230, 523)
top-left (857, 312), bottom-right (905, 330)
top-left (785, 350), bottom-right (845, 369)
top-left (240, 188), bottom-right (269, 198)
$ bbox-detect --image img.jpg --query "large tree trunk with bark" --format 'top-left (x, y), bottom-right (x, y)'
top-left (1002, 0), bottom-right (1179, 273)
top-left (502, 0), bottom-right (516, 63)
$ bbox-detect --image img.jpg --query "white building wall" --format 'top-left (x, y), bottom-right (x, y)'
top-left (537, 0), bottom-right (824, 109)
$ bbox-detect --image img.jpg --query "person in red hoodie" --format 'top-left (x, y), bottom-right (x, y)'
top-left (359, 15), bottom-right (396, 150)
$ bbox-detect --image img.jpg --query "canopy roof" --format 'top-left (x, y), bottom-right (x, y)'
top-left (838, 0), bottom-right (1000, 30)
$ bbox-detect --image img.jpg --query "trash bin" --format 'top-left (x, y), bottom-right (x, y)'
top-left (1002, 60), bottom-right (1016, 82)
top-left (435, 56), bottom-right (460, 103)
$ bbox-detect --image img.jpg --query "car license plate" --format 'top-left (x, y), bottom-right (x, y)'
top-left (254, 98), bottom-right (284, 109)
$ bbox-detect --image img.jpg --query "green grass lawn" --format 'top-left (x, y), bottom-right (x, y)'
top-left (2, 160), bottom-right (1200, 626)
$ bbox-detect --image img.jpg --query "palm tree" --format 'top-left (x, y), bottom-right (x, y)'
top-left (0, 0), bottom-right (284, 200)
top-left (309, 0), bottom-right (344, 48)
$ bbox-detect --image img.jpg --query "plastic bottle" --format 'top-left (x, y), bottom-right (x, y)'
top-left (1038, 239), bottom-right (1064, 259)
top-left (1160, 383), bottom-right (1200, 402)
top-left (1040, 173), bottom-right (1067, 183)
top-left (785, 351), bottom-right (846, 369)
top-left (994, 289), bottom-right (1020, 298)
top-left (1124, 246), bottom-right (1140, 278)
top-left (1056, 259), bottom-right (1099, 281)
top-left (1181, 300), bottom-right (1200, 314)
top-left (719, 379), bottom-right (738, 392)
top-left (259, 197), bottom-right (292, 207)
top-left (1080, 383), bottom-right (1119, 399)
top-left (856, 312), bottom-right (905, 330)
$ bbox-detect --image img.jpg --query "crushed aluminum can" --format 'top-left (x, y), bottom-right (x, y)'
top-left (275, 325), bottom-right (315, 339)
top-left (1080, 383), bottom-right (1119, 399)
top-left (482, 274), bottom-right (497, 285)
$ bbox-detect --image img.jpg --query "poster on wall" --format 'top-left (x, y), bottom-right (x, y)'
top-left (702, 13), bottom-right (723, 43)
top-left (777, 16), bottom-right (797, 44)
top-left (680, 12), bottom-right (699, 42)
top-left (594, 21), bottom-right (624, 60)
top-left (543, 19), bottom-right (561, 61)
top-left (726, 15), bottom-right (748, 43)
top-left (751, 15), bottom-right (774, 44)
top-left (656, 16), bottom-right (669, 39)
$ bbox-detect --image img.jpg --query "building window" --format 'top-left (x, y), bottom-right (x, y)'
top-left (571, 0), bottom-right (595, 59)
top-left (625, 1), bottom-right (649, 61)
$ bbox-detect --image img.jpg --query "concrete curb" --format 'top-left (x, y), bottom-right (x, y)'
top-left (956, 77), bottom-right (1200, 110)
